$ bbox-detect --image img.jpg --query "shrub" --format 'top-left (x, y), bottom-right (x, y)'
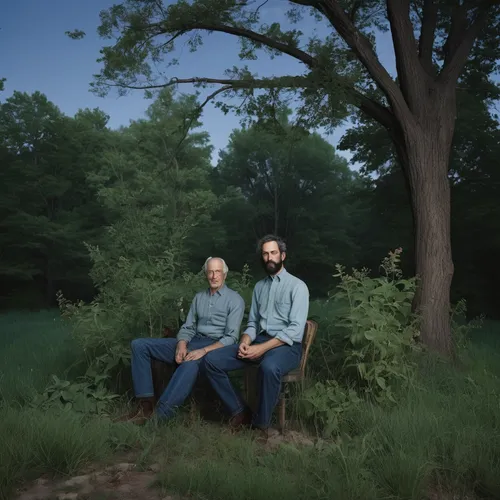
top-left (303, 249), bottom-right (420, 435)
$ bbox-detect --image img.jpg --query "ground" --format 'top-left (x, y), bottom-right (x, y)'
top-left (15, 430), bottom-right (315, 500)
top-left (2, 310), bottom-right (500, 500)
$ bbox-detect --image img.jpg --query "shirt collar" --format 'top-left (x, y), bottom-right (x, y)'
top-left (269, 267), bottom-right (288, 282)
top-left (208, 284), bottom-right (227, 296)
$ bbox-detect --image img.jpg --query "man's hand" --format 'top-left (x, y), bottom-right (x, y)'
top-left (238, 344), bottom-right (265, 361)
top-left (238, 342), bottom-right (250, 358)
top-left (175, 341), bottom-right (188, 364)
top-left (184, 348), bottom-right (207, 362)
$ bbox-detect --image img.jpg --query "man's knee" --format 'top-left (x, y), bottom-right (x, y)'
top-left (259, 359), bottom-right (281, 379)
top-left (203, 348), bottom-right (228, 371)
top-left (203, 351), bottom-right (217, 371)
top-left (131, 338), bottom-right (146, 352)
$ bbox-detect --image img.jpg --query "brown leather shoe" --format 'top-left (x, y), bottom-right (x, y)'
top-left (115, 397), bottom-right (156, 425)
top-left (228, 408), bottom-right (252, 429)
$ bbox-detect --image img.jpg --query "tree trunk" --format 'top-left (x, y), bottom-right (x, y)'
top-left (401, 92), bottom-right (456, 356)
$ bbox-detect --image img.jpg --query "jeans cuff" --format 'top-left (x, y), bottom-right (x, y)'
top-left (135, 392), bottom-right (155, 398)
top-left (156, 401), bottom-right (175, 419)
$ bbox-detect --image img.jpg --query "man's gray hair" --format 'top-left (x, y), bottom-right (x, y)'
top-left (203, 256), bottom-right (229, 274)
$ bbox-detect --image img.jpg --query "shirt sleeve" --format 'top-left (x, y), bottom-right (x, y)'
top-left (275, 282), bottom-right (309, 346)
top-left (220, 294), bottom-right (245, 346)
top-left (243, 285), bottom-right (260, 342)
top-left (176, 295), bottom-right (197, 344)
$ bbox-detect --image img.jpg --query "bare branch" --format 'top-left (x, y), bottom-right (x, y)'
top-left (255, 0), bottom-right (270, 14)
top-left (107, 74), bottom-right (394, 127)
top-left (418, 0), bottom-right (438, 75)
top-left (171, 85), bottom-right (234, 154)
top-left (107, 75), bottom-right (311, 91)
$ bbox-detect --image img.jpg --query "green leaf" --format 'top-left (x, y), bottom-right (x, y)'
top-left (376, 376), bottom-right (386, 389)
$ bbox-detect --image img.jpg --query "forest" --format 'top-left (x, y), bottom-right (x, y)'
top-left (2, 1), bottom-right (500, 499)
top-left (1, 85), bottom-right (499, 319)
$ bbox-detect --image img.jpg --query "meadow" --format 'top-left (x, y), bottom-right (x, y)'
top-left (1, 309), bottom-right (499, 500)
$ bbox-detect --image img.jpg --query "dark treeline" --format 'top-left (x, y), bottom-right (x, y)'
top-left (1, 87), bottom-right (499, 318)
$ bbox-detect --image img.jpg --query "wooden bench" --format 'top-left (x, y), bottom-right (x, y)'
top-left (243, 319), bottom-right (318, 433)
top-left (150, 320), bottom-right (318, 428)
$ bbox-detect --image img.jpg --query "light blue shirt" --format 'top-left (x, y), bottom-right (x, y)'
top-left (176, 285), bottom-right (245, 346)
top-left (244, 268), bottom-right (309, 346)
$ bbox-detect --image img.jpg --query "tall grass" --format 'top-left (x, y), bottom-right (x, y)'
top-left (0, 311), bottom-right (143, 499)
top-left (0, 407), bottom-right (142, 499)
top-left (0, 310), bottom-right (81, 404)
top-left (1, 309), bottom-right (499, 500)
top-left (150, 344), bottom-right (500, 500)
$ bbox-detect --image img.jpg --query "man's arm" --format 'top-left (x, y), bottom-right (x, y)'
top-left (240, 282), bottom-right (309, 359)
top-left (220, 295), bottom-right (245, 346)
top-left (275, 282), bottom-right (309, 346)
top-left (241, 286), bottom-right (260, 345)
top-left (184, 294), bottom-right (245, 362)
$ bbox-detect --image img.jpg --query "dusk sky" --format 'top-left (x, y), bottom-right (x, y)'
top-left (1, 0), bottom-right (397, 165)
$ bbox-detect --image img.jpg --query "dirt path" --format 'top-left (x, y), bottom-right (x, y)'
top-left (16, 463), bottom-right (173, 500)
top-left (15, 429), bottom-right (315, 500)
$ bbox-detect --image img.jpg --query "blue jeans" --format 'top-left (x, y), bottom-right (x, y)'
top-left (130, 335), bottom-right (215, 419)
top-left (204, 334), bottom-right (302, 428)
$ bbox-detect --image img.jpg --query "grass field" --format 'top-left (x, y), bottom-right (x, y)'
top-left (1, 309), bottom-right (500, 500)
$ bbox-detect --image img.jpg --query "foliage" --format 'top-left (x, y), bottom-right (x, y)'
top-left (450, 298), bottom-right (484, 351)
top-left (214, 111), bottom-right (362, 294)
top-left (30, 374), bottom-right (119, 415)
top-left (333, 248), bottom-right (419, 398)
top-left (302, 380), bottom-right (361, 437)
top-left (0, 92), bottom-right (112, 307)
top-left (50, 90), bottom-right (220, 404)
top-left (303, 249), bottom-right (420, 435)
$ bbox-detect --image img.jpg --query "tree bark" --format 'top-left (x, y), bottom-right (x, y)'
top-left (396, 87), bottom-right (456, 356)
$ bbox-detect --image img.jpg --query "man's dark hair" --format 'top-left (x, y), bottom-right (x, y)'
top-left (257, 234), bottom-right (287, 254)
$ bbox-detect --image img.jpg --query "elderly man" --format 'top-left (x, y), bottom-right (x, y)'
top-left (124, 257), bottom-right (245, 424)
top-left (204, 235), bottom-right (309, 435)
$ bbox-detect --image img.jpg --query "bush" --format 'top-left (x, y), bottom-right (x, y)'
top-left (303, 249), bottom-right (420, 435)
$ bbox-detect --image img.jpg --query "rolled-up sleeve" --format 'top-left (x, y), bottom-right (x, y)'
top-left (176, 296), bottom-right (197, 344)
top-left (220, 295), bottom-right (245, 346)
top-left (275, 282), bottom-right (309, 345)
top-left (243, 286), bottom-right (260, 342)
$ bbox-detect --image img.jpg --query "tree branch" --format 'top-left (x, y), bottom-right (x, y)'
top-left (418, 0), bottom-right (438, 75)
top-left (107, 74), bottom-right (394, 128)
top-left (439, 6), bottom-right (493, 84)
top-left (386, 0), bottom-right (425, 110)
top-left (441, 2), bottom-right (468, 69)
top-left (355, 92), bottom-right (396, 130)
top-left (172, 22), bottom-right (317, 67)
top-left (292, 0), bottom-right (413, 125)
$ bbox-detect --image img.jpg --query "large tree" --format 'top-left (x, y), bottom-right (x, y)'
top-left (84, 0), bottom-right (500, 355)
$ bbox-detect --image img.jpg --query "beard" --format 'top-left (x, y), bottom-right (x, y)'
top-left (262, 257), bottom-right (283, 275)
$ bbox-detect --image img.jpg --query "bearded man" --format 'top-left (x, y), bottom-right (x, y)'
top-left (204, 235), bottom-right (309, 435)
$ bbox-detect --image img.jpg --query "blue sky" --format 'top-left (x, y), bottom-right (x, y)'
top-left (0, 0), bottom-right (396, 165)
